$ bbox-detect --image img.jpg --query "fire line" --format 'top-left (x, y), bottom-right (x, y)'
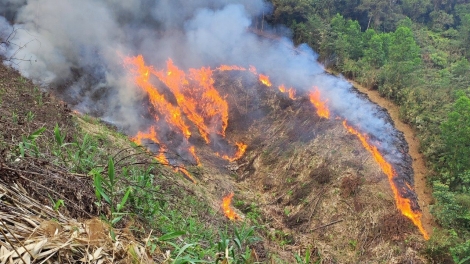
top-left (343, 121), bottom-right (429, 240)
top-left (126, 56), bottom-right (428, 239)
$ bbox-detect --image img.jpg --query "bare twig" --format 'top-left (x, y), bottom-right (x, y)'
top-left (311, 219), bottom-right (343, 232)
top-left (1, 27), bottom-right (40, 65)
top-left (0, 221), bottom-right (28, 264)
top-left (0, 219), bottom-right (33, 262)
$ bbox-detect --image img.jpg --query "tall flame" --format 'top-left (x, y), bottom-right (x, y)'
top-left (342, 121), bottom-right (429, 240)
top-left (308, 88), bottom-right (330, 119)
top-left (125, 55), bottom-right (248, 177)
top-left (125, 56), bottom-right (192, 138)
top-left (221, 193), bottom-right (239, 220)
top-left (151, 59), bottom-right (229, 143)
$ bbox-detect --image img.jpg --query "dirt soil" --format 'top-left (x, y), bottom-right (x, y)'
top-left (348, 79), bottom-right (435, 236)
top-left (0, 63), bottom-right (101, 219)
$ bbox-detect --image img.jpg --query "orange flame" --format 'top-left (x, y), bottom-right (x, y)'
top-left (342, 121), bottom-right (429, 240)
top-left (308, 88), bottom-right (330, 119)
top-left (278, 84), bottom-right (296, 100)
top-left (177, 167), bottom-right (197, 183)
top-left (125, 55), bottom-right (248, 174)
top-left (219, 142), bottom-right (247, 162)
top-left (132, 127), bottom-right (197, 183)
top-left (124, 56), bottom-right (192, 138)
top-left (188, 146), bottom-right (200, 166)
top-left (151, 59), bottom-right (229, 143)
top-left (217, 65), bottom-right (247, 71)
top-left (221, 193), bottom-right (239, 220)
top-left (132, 127), bottom-right (170, 165)
top-left (259, 74), bottom-right (272, 87)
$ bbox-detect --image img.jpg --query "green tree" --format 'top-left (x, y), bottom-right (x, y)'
top-left (450, 58), bottom-right (470, 77)
top-left (458, 14), bottom-right (470, 58)
top-left (401, 0), bottom-right (432, 22)
top-left (344, 19), bottom-right (363, 60)
top-left (380, 26), bottom-right (421, 97)
top-left (363, 33), bottom-right (385, 67)
top-left (430, 10), bottom-right (455, 31)
top-left (270, 0), bottom-right (315, 25)
top-left (440, 93), bottom-right (470, 179)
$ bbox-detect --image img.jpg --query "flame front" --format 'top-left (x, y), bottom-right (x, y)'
top-left (342, 121), bottom-right (429, 240)
top-left (309, 88), bottom-right (330, 119)
top-left (221, 193), bottom-right (239, 220)
top-left (125, 55), bottom-right (248, 179)
top-left (125, 56), bottom-right (192, 138)
top-left (126, 57), bottom-right (428, 239)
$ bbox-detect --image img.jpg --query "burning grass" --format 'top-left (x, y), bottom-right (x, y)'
top-left (0, 63), bottom-right (265, 263)
top-left (0, 53), bottom-right (430, 262)
top-left (220, 75), bottom-right (428, 262)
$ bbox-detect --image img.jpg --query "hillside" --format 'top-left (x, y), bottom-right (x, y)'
top-left (0, 59), bottom-right (430, 263)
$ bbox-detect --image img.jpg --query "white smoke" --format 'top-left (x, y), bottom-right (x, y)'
top-left (0, 0), bottom-right (401, 161)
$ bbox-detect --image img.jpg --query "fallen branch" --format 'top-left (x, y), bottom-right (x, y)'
top-left (312, 219), bottom-right (343, 232)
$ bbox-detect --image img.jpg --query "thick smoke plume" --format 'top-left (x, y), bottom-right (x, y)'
top-left (0, 0), bottom-right (402, 165)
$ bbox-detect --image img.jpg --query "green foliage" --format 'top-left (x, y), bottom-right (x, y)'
top-left (431, 181), bottom-right (470, 229)
top-left (401, 0), bottom-right (431, 22)
top-left (430, 10), bottom-right (455, 31)
top-left (450, 238), bottom-right (470, 264)
top-left (91, 157), bottom-right (132, 230)
top-left (52, 125), bottom-right (99, 173)
top-left (26, 111), bottom-right (35, 122)
top-left (294, 246), bottom-right (314, 264)
top-left (424, 228), bottom-right (453, 262)
top-left (216, 224), bottom-right (259, 264)
top-left (440, 94), bottom-right (470, 180)
top-left (268, 0), bottom-right (470, 260)
top-left (450, 58), bottom-right (470, 77)
top-left (52, 199), bottom-right (65, 211)
top-left (18, 127), bottom-right (46, 158)
top-left (458, 14), bottom-right (470, 58)
top-left (363, 33), bottom-right (385, 67)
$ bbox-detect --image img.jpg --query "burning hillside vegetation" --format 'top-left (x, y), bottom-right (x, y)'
top-left (118, 54), bottom-right (427, 238)
top-left (0, 0), bottom-right (429, 262)
top-left (120, 50), bottom-right (429, 260)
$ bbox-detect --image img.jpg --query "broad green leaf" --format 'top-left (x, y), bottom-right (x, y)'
top-left (117, 187), bottom-right (132, 212)
top-left (111, 215), bottom-right (124, 225)
top-left (108, 157), bottom-right (115, 186)
top-left (28, 127), bottom-right (46, 141)
top-left (93, 173), bottom-right (110, 203)
top-left (158, 231), bottom-right (186, 242)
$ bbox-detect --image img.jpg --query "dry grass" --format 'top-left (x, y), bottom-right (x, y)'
top-left (0, 180), bottom-right (151, 264)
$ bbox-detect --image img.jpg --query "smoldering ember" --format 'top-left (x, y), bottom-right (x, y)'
top-left (0, 0), bottom-right (439, 263)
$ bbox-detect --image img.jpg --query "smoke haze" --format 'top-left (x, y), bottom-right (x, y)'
top-left (0, 0), bottom-right (401, 162)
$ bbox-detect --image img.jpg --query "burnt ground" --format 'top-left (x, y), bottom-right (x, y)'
top-left (349, 78), bottom-right (435, 236)
top-left (0, 61), bottom-right (430, 263)
top-left (208, 71), bottom-right (429, 263)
